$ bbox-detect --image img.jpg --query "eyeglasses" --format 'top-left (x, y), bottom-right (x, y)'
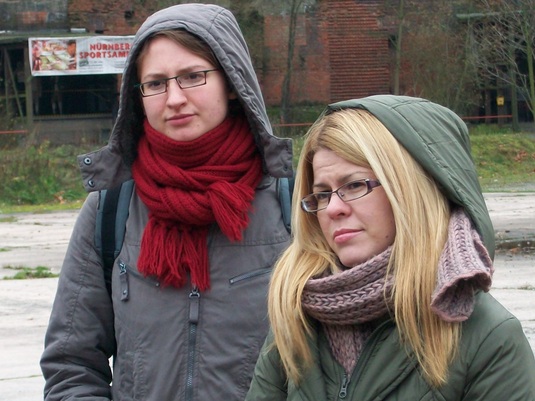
top-left (135, 69), bottom-right (219, 97)
top-left (301, 178), bottom-right (382, 213)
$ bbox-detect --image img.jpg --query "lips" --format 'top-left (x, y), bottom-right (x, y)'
top-left (167, 114), bottom-right (194, 125)
top-left (333, 228), bottom-right (361, 244)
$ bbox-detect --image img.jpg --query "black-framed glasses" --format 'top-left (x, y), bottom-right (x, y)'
top-left (301, 178), bottom-right (382, 213)
top-left (135, 69), bottom-right (219, 97)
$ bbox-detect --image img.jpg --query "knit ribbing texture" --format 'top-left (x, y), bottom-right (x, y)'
top-left (431, 208), bottom-right (494, 322)
top-left (301, 208), bottom-right (494, 374)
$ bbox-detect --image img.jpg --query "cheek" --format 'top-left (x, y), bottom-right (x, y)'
top-left (141, 99), bottom-right (160, 121)
top-left (384, 221), bottom-right (396, 244)
top-left (316, 215), bottom-right (331, 243)
top-left (379, 207), bottom-right (396, 244)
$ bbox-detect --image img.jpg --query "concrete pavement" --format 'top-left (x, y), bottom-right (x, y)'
top-left (0, 192), bottom-right (534, 400)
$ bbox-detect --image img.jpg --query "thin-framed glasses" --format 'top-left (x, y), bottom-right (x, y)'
top-left (135, 69), bottom-right (219, 97)
top-left (301, 178), bottom-right (382, 213)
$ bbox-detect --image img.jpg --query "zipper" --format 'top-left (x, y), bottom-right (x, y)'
top-left (338, 373), bottom-right (350, 399)
top-left (117, 260), bottom-right (160, 302)
top-left (334, 321), bottom-right (392, 400)
top-left (185, 287), bottom-right (200, 401)
top-left (118, 262), bottom-right (129, 301)
top-left (350, 321), bottom-right (393, 389)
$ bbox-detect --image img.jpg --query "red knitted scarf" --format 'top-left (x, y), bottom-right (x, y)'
top-left (131, 115), bottom-right (263, 290)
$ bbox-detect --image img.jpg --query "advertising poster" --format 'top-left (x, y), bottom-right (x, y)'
top-left (29, 36), bottom-right (135, 76)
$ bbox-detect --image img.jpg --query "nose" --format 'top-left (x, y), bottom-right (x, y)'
top-left (324, 191), bottom-right (351, 217)
top-left (166, 79), bottom-right (187, 105)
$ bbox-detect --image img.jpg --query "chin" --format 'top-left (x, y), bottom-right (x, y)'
top-left (339, 250), bottom-right (380, 268)
top-left (339, 257), bottom-right (364, 268)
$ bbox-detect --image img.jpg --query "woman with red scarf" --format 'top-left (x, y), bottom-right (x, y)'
top-left (41, 4), bottom-right (293, 401)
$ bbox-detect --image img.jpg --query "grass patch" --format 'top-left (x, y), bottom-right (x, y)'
top-left (0, 142), bottom-right (89, 206)
top-left (0, 200), bottom-right (84, 215)
top-left (3, 265), bottom-right (58, 279)
top-left (0, 115), bottom-right (533, 213)
top-left (470, 131), bottom-right (535, 190)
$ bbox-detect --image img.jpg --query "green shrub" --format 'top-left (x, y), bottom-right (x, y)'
top-left (0, 121), bottom-right (533, 208)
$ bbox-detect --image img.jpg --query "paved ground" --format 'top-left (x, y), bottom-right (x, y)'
top-left (0, 192), bottom-right (534, 400)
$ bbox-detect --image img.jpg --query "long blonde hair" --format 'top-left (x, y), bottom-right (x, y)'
top-left (268, 108), bottom-right (460, 387)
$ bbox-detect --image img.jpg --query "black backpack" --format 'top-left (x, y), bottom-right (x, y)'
top-left (95, 177), bottom-right (294, 296)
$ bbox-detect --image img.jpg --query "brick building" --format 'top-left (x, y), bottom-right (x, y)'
top-left (0, 0), bottom-right (393, 141)
top-left (262, 0), bottom-right (391, 105)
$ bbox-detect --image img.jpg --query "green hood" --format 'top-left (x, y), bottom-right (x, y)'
top-left (326, 95), bottom-right (495, 258)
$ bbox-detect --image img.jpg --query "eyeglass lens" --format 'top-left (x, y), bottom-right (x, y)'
top-left (139, 70), bottom-right (214, 96)
top-left (301, 179), bottom-right (380, 212)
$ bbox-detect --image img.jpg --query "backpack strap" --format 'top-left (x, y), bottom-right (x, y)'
top-left (95, 179), bottom-right (135, 297)
top-left (277, 176), bottom-right (294, 234)
top-left (95, 176), bottom-right (289, 297)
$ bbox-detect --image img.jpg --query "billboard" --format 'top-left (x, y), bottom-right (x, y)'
top-left (29, 36), bottom-right (134, 76)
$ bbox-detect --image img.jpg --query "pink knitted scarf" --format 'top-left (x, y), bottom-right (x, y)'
top-left (302, 209), bottom-right (494, 374)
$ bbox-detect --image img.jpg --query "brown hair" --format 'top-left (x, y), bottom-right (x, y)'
top-left (136, 30), bottom-right (220, 72)
top-left (121, 29), bottom-right (238, 166)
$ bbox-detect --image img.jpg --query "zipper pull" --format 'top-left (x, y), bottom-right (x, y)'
top-left (189, 287), bottom-right (200, 324)
top-left (339, 374), bottom-right (350, 399)
top-left (119, 262), bottom-right (129, 301)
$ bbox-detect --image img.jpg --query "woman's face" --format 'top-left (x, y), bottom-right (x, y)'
top-left (138, 36), bottom-right (235, 141)
top-left (312, 149), bottom-right (396, 267)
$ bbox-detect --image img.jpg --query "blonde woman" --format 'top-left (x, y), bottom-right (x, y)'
top-left (246, 95), bottom-right (535, 400)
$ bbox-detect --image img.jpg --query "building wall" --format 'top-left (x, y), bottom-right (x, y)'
top-left (323, 0), bottom-right (390, 102)
top-left (3, 0), bottom-right (393, 115)
top-left (262, 11), bottom-right (331, 106)
top-left (0, 0), bottom-right (68, 31)
top-left (262, 0), bottom-right (391, 106)
top-left (8, 0), bottom-right (392, 107)
top-left (68, 0), bottom-right (151, 35)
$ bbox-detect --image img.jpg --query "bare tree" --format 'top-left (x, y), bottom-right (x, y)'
top-left (280, 0), bottom-right (305, 123)
top-left (381, 0), bottom-right (480, 115)
top-left (382, 0), bottom-right (405, 95)
top-left (468, 0), bottom-right (535, 128)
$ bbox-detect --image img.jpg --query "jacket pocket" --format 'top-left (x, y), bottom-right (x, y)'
top-left (229, 267), bottom-right (272, 285)
top-left (116, 259), bottom-right (160, 301)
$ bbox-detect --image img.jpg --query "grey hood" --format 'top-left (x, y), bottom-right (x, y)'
top-left (78, 3), bottom-right (292, 192)
top-left (327, 95), bottom-right (495, 258)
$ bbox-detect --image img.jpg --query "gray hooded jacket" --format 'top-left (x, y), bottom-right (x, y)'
top-left (41, 4), bottom-right (292, 401)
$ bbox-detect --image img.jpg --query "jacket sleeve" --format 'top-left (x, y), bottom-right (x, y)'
top-left (40, 192), bottom-right (115, 400)
top-left (245, 331), bottom-right (288, 401)
top-left (462, 314), bottom-right (535, 401)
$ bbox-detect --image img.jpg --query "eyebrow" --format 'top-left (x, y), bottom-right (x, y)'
top-left (140, 65), bottom-right (212, 82)
top-left (312, 172), bottom-right (365, 190)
